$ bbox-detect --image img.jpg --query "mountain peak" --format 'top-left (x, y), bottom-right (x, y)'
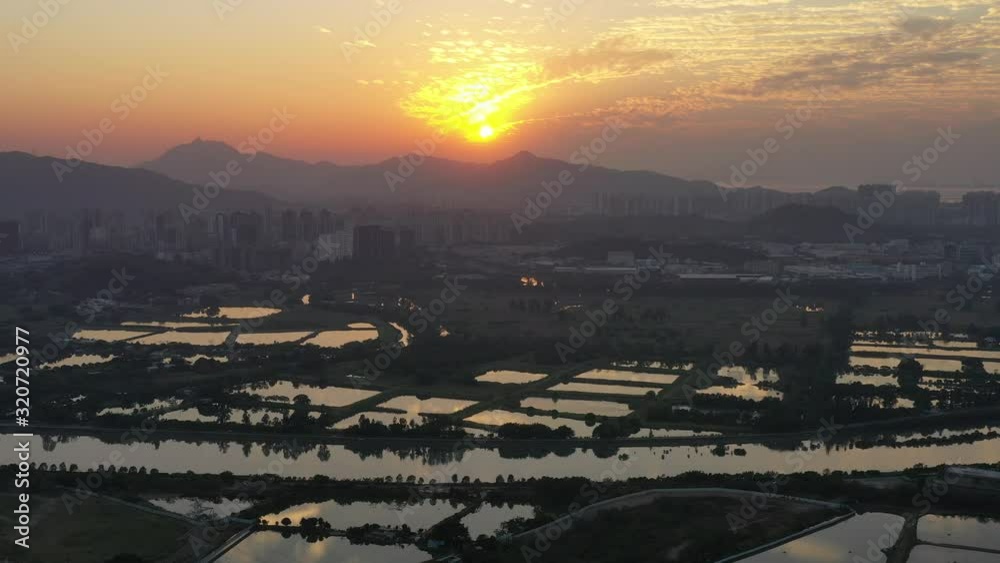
top-left (168, 138), bottom-right (241, 157)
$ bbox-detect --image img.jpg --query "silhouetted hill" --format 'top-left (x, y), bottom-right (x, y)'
top-left (141, 140), bottom-right (723, 209)
top-left (748, 204), bottom-right (864, 242)
top-left (0, 151), bottom-right (277, 216)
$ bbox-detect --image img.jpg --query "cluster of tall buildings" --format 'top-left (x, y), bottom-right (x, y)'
top-left (0, 207), bottom-right (519, 269)
top-left (592, 184), bottom-right (1000, 226)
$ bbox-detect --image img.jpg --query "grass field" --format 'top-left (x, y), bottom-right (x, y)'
top-left (0, 493), bottom-right (236, 563)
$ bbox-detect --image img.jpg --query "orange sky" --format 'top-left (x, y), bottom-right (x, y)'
top-left (2, 0), bottom-right (998, 187)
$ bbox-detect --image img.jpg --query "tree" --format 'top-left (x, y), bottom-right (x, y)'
top-left (896, 357), bottom-right (924, 389)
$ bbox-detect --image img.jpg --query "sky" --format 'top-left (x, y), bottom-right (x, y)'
top-left (2, 0), bottom-right (999, 189)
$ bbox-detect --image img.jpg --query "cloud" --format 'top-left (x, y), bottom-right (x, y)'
top-left (543, 36), bottom-right (674, 82)
top-left (896, 15), bottom-right (956, 38)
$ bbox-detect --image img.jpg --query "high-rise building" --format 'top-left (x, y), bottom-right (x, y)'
top-left (0, 220), bottom-right (21, 255)
top-left (353, 225), bottom-right (396, 261)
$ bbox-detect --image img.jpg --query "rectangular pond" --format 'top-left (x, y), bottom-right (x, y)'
top-left (575, 369), bottom-right (680, 385)
top-left (740, 512), bottom-right (904, 562)
top-left (474, 370), bottom-right (548, 384)
top-left (548, 382), bottom-right (661, 397)
top-left (520, 397), bottom-right (632, 417)
top-left (215, 532), bottom-right (431, 563)
top-left (241, 381), bottom-right (380, 408)
top-left (464, 409), bottom-right (594, 436)
top-left (376, 396), bottom-right (478, 415)
top-left (917, 514), bottom-right (1000, 552)
top-left (301, 330), bottom-right (379, 348)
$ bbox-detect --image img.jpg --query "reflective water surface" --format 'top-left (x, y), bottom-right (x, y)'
top-left (740, 512), bottom-right (904, 562)
top-left (462, 503), bottom-right (535, 538)
top-left (917, 515), bottom-right (1000, 552)
top-left (520, 397), bottom-right (632, 417)
top-left (183, 307), bottom-right (281, 320)
top-left (464, 410), bottom-right (594, 436)
top-left (377, 396), bottom-right (477, 414)
top-left (301, 330), bottom-right (379, 348)
top-left (475, 370), bottom-right (548, 384)
top-left (73, 329), bottom-right (153, 342)
top-left (15, 434), bottom-right (1000, 481)
top-left (242, 381), bottom-right (380, 408)
top-left (147, 496), bottom-right (253, 519)
top-left (235, 332), bottom-right (314, 345)
top-left (332, 412), bottom-right (425, 429)
top-left (262, 498), bottom-right (462, 531)
top-left (40, 354), bottom-right (115, 369)
top-left (906, 545), bottom-right (1000, 563)
top-left (575, 369), bottom-right (680, 385)
top-left (215, 532), bottom-right (431, 563)
top-left (132, 331), bottom-right (232, 346)
top-left (548, 382), bottom-right (660, 396)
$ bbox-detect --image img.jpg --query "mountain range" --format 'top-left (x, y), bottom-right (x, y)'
top-left (139, 139), bottom-right (728, 209)
top-left (0, 151), bottom-right (275, 216)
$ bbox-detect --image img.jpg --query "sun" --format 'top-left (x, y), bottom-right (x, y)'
top-left (478, 124), bottom-right (495, 140)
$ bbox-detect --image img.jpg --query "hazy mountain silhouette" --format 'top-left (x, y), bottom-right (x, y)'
top-left (141, 139), bottom-right (725, 209)
top-left (0, 151), bottom-right (276, 216)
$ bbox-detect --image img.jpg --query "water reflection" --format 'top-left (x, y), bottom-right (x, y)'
top-left (241, 381), bottom-right (380, 408)
top-left (262, 499), bottom-right (462, 531)
top-left (332, 412), bottom-right (424, 429)
top-left (40, 354), bottom-right (115, 369)
top-left (235, 332), bottom-right (314, 345)
top-left (852, 344), bottom-right (1000, 360)
top-left (15, 434), bottom-right (1000, 481)
top-left (836, 373), bottom-right (898, 387)
top-left (183, 307), bottom-right (281, 320)
top-left (73, 329), bottom-right (153, 342)
top-left (389, 322), bottom-right (412, 348)
top-left (906, 545), bottom-right (1000, 563)
top-left (576, 369), bottom-right (679, 386)
top-left (520, 397), bottom-right (632, 417)
top-left (475, 370), bottom-right (547, 384)
top-left (377, 396), bottom-right (477, 415)
top-left (740, 512), bottom-right (904, 562)
top-left (548, 382), bottom-right (660, 397)
top-left (917, 514), bottom-right (1000, 551)
top-left (122, 320), bottom-right (234, 329)
top-left (301, 330), bottom-right (379, 348)
top-left (465, 410), bottom-right (593, 436)
top-left (132, 331), bottom-right (232, 346)
top-left (147, 496), bottom-right (253, 519)
top-left (462, 503), bottom-right (535, 538)
top-left (216, 532), bottom-right (430, 563)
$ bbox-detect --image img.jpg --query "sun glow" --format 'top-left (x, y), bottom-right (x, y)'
top-left (400, 65), bottom-right (544, 143)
